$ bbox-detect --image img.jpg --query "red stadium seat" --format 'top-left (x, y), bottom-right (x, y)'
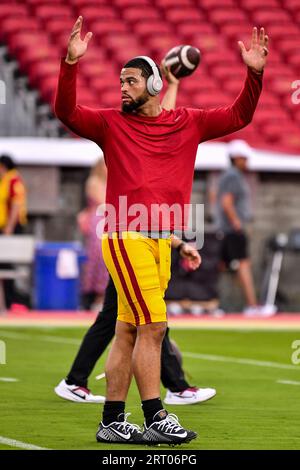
top-left (79, 6), bottom-right (118, 21)
top-left (134, 20), bottom-right (173, 37)
top-left (39, 75), bottom-right (59, 102)
top-left (89, 19), bottom-right (129, 38)
top-left (241, 0), bottom-right (280, 10)
top-left (197, 0), bottom-right (236, 8)
top-left (223, 77), bottom-right (249, 95)
top-left (180, 76), bottom-right (218, 95)
top-left (257, 93), bottom-right (281, 108)
top-left (253, 108), bottom-right (292, 126)
top-left (121, 7), bottom-right (161, 23)
top-left (264, 64), bottom-right (294, 80)
top-left (293, 107), bottom-right (300, 124)
top-left (251, 9), bottom-right (292, 25)
top-left (90, 77), bottom-right (119, 93)
top-left (146, 34), bottom-right (179, 57)
top-left (103, 33), bottom-right (140, 51)
top-left (177, 23), bottom-right (217, 40)
top-left (220, 23), bottom-right (256, 42)
top-left (282, 0), bottom-right (300, 13)
top-left (156, 0), bottom-right (193, 8)
top-left (281, 92), bottom-right (300, 113)
top-left (209, 8), bottom-right (248, 25)
top-left (269, 77), bottom-right (296, 97)
top-left (211, 64), bottom-right (246, 81)
top-left (203, 50), bottom-right (237, 67)
top-left (0, 4), bottom-right (29, 19)
top-left (80, 62), bottom-right (110, 80)
top-left (287, 52), bottom-right (300, 73)
top-left (35, 5), bottom-right (73, 21)
top-left (164, 8), bottom-right (204, 24)
top-left (25, 0), bottom-right (65, 4)
top-left (278, 39), bottom-right (300, 55)
top-left (27, 60), bottom-right (60, 88)
top-left (263, 122), bottom-right (299, 143)
top-left (113, 46), bottom-right (147, 67)
top-left (113, 0), bottom-right (151, 7)
top-left (1, 18), bottom-right (41, 41)
top-left (18, 46), bottom-right (59, 73)
top-left (279, 133), bottom-right (300, 152)
top-left (46, 18), bottom-right (75, 36)
top-left (70, 0), bottom-right (110, 7)
top-left (7, 32), bottom-right (49, 56)
top-left (266, 24), bottom-right (300, 42)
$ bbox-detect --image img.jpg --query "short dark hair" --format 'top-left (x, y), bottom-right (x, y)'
top-left (123, 58), bottom-right (162, 80)
top-left (0, 154), bottom-right (16, 170)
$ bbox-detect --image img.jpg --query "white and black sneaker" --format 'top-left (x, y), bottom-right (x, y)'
top-left (96, 413), bottom-right (144, 444)
top-left (142, 410), bottom-right (197, 446)
top-left (164, 387), bottom-right (216, 405)
top-left (54, 379), bottom-right (105, 403)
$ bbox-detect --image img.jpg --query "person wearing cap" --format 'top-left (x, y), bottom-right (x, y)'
top-left (216, 140), bottom-right (271, 316)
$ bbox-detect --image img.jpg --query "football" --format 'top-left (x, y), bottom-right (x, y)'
top-left (163, 45), bottom-right (201, 78)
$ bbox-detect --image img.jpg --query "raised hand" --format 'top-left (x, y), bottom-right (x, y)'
top-left (160, 60), bottom-right (180, 86)
top-left (238, 27), bottom-right (269, 73)
top-left (66, 16), bottom-right (93, 64)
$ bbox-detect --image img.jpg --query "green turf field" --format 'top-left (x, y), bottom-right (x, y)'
top-left (0, 326), bottom-right (300, 450)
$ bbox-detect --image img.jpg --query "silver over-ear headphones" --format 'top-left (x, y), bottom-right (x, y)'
top-left (134, 56), bottom-right (163, 96)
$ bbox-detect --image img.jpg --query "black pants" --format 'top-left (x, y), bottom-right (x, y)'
top-left (67, 277), bottom-right (189, 392)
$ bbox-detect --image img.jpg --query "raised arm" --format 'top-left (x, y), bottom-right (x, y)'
top-left (199, 27), bottom-right (268, 142)
top-left (55, 17), bottom-right (105, 142)
top-left (160, 62), bottom-right (180, 111)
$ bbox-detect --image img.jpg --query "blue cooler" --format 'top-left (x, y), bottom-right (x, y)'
top-left (35, 242), bottom-right (86, 310)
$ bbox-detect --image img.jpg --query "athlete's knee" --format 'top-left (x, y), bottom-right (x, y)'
top-left (115, 320), bottom-right (137, 347)
top-left (138, 321), bottom-right (167, 343)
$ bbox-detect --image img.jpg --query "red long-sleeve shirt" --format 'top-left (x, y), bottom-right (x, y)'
top-left (55, 59), bottom-right (262, 231)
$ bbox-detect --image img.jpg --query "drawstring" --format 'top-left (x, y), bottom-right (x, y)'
top-left (158, 238), bottom-right (168, 290)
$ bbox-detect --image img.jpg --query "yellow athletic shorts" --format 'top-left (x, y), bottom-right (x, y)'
top-left (102, 231), bottom-right (171, 326)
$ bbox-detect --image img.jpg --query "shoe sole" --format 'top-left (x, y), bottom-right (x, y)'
top-left (164, 390), bottom-right (216, 405)
top-left (96, 437), bottom-right (145, 445)
top-left (143, 435), bottom-right (197, 446)
top-left (54, 386), bottom-right (105, 404)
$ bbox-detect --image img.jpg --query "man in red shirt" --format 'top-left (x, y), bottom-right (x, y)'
top-left (55, 16), bottom-right (268, 445)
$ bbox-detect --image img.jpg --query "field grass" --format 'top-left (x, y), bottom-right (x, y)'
top-left (0, 326), bottom-right (300, 450)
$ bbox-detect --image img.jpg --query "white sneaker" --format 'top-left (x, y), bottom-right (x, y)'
top-left (54, 379), bottom-right (105, 403)
top-left (189, 305), bottom-right (204, 316)
top-left (167, 302), bottom-right (183, 316)
top-left (164, 387), bottom-right (216, 405)
top-left (243, 304), bottom-right (277, 318)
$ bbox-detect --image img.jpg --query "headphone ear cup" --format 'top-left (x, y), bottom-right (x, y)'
top-left (153, 77), bottom-right (163, 93)
top-left (147, 75), bottom-right (163, 96)
top-left (147, 75), bottom-right (155, 95)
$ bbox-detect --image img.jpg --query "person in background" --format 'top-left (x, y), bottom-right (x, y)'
top-left (216, 140), bottom-right (276, 317)
top-left (0, 154), bottom-right (27, 309)
top-left (78, 158), bottom-right (109, 311)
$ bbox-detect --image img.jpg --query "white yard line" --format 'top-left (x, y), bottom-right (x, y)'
top-left (0, 330), bottom-right (80, 345)
top-left (182, 352), bottom-right (300, 371)
top-left (0, 377), bottom-right (19, 382)
top-left (0, 436), bottom-right (49, 450)
top-left (1, 330), bottom-right (299, 372)
top-left (277, 380), bottom-right (300, 386)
